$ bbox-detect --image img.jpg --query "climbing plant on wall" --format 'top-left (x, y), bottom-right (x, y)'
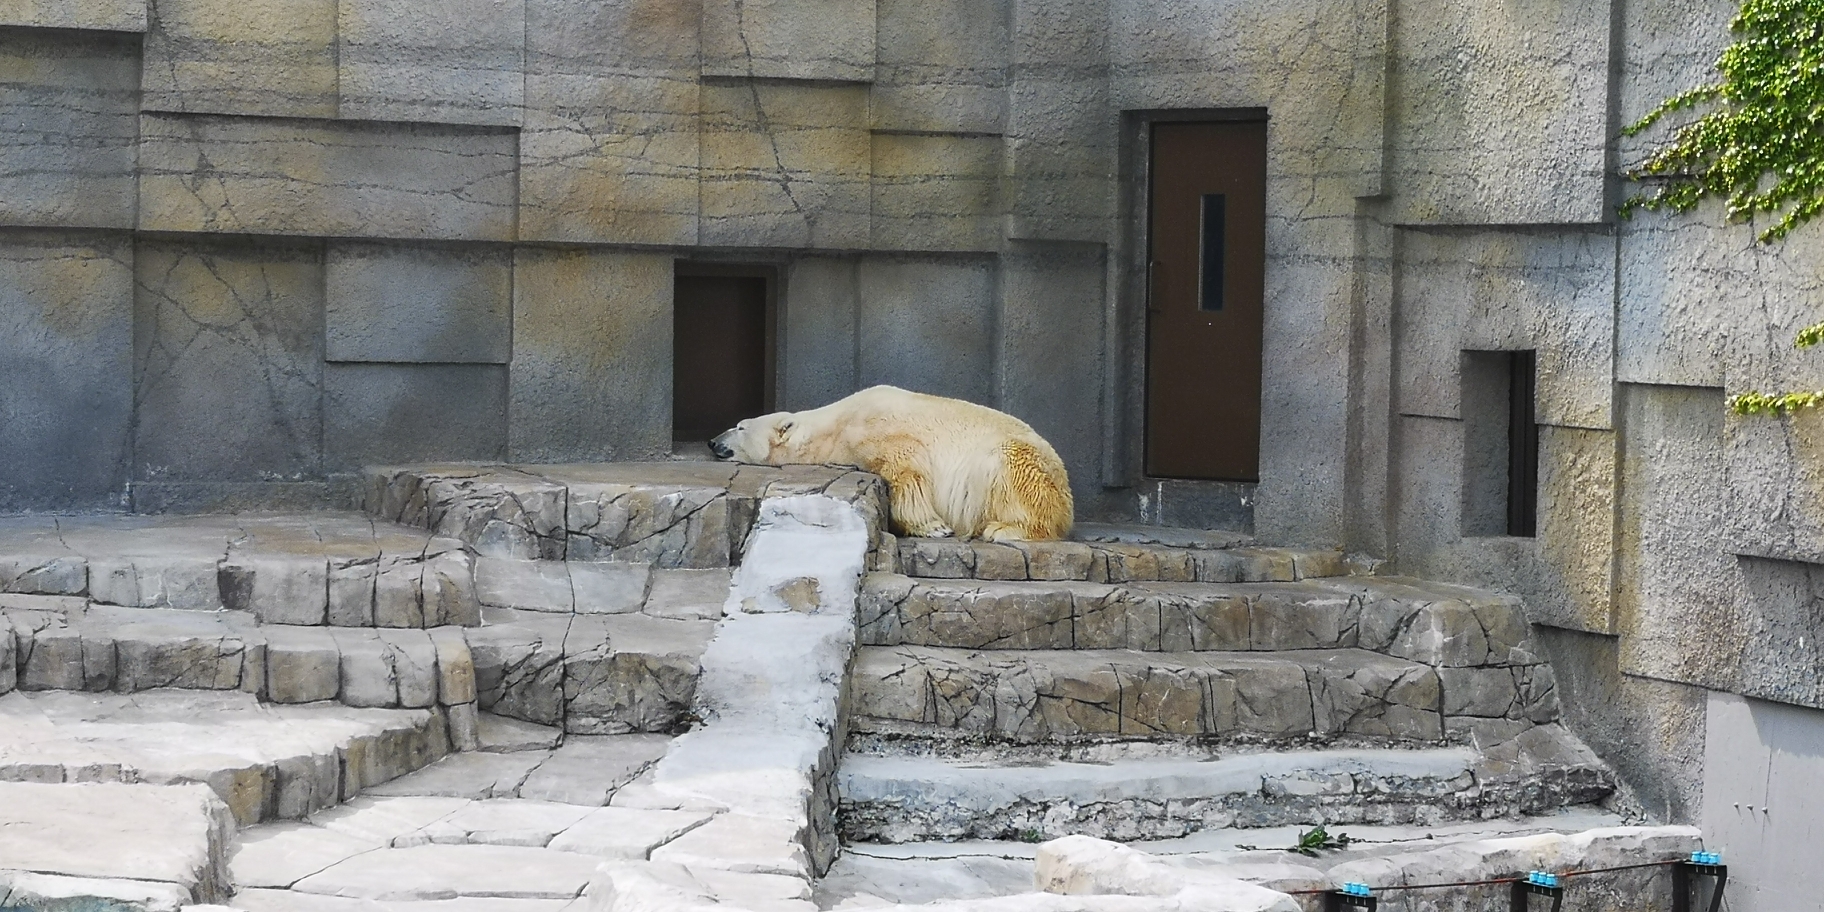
top-left (1620, 0), bottom-right (1824, 414)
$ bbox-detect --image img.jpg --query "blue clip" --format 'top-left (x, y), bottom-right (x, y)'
top-left (1526, 871), bottom-right (1560, 888)
top-left (1690, 851), bottom-right (1722, 866)
top-left (1345, 882), bottom-right (1373, 897)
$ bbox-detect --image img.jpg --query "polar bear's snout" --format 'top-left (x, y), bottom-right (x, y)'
top-left (708, 429), bottom-right (737, 460)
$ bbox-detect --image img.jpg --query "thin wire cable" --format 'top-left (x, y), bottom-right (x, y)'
top-left (1281, 858), bottom-right (1689, 895)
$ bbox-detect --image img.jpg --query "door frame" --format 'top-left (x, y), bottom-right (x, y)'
top-left (1111, 108), bottom-right (1270, 490)
top-left (672, 260), bottom-right (781, 440)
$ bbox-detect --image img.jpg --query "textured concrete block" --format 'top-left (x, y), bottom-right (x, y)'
top-left (324, 364), bottom-right (508, 470)
top-left (872, 0), bottom-right (1009, 133)
top-left (0, 31), bottom-right (138, 229)
top-left (998, 241), bottom-right (1106, 501)
top-left (1386, 0), bottom-right (1609, 224)
top-left (1004, 76), bottom-right (1114, 242)
top-left (701, 0), bottom-right (874, 81)
top-left (856, 256), bottom-right (996, 404)
top-left (520, 0), bottom-right (701, 245)
top-left (325, 243), bottom-right (512, 364)
top-left (0, 234), bottom-right (133, 512)
top-left (1726, 407), bottom-right (1824, 564)
top-left (700, 83), bottom-right (870, 249)
top-left (780, 256), bottom-right (859, 411)
top-left (139, 114), bottom-right (518, 241)
top-left (142, 0), bottom-right (338, 117)
top-left (0, 0), bottom-right (145, 30)
top-left (870, 133), bottom-right (1001, 252)
top-left (338, 0), bottom-right (525, 125)
top-left (132, 241), bottom-right (323, 482)
top-left (509, 249), bottom-right (673, 462)
top-left (1396, 229), bottom-right (1617, 430)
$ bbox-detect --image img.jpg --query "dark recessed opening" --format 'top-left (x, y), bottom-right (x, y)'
top-left (672, 267), bottom-right (775, 445)
top-left (1461, 349), bottom-right (1537, 538)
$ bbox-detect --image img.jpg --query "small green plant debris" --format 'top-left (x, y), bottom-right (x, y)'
top-left (1236, 825), bottom-right (1355, 857)
top-left (1728, 319), bottom-right (1824, 416)
top-left (1017, 829), bottom-right (1044, 844)
top-left (1619, 0), bottom-right (1824, 243)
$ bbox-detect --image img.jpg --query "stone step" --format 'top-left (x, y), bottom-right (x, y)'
top-left (859, 574), bottom-right (1543, 668)
top-left (850, 645), bottom-right (1557, 745)
top-left (0, 513), bottom-right (479, 627)
top-left (892, 536), bottom-right (1351, 584)
top-left (0, 690), bottom-right (453, 825)
top-left (838, 724), bottom-right (1616, 843)
top-left (364, 462), bottom-right (888, 567)
top-left (0, 780), bottom-right (237, 908)
top-left (468, 609), bottom-right (717, 735)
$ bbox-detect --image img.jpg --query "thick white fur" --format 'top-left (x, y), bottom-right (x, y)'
top-left (711, 385), bottom-right (1073, 541)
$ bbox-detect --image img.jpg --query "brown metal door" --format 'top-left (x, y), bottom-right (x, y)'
top-left (673, 272), bottom-right (773, 442)
top-left (1145, 120), bottom-right (1266, 481)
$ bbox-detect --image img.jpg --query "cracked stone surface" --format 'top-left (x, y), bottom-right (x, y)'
top-left (0, 780), bottom-right (235, 905)
top-left (894, 536), bottom-right (1347, 585)
top-left (364, 462), bottom-right (888, 568)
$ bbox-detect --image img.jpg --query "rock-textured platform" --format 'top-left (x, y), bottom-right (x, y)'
top-left (893, 535), bottom-right (1351, 584)
top-left (0, 690), bottom-right (451, 824)
top-left (364, 462), bottom-right (888, 567)
top-left (840, 725), bottom-right (1616, 844)
top-left (0, 780), bottom-right (236, 906)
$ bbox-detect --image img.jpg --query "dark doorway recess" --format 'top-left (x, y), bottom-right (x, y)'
top-left (1145, 118), bottom-right (1267, 482)
top-left (672, 264), bottom-right (776, 445)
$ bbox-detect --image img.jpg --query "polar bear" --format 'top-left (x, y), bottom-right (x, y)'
top-left (709, 385), bottom-right (1073, 542)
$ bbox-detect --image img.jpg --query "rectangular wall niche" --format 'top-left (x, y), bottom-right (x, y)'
top-left (1461, 349), bottom-right (1538, 537)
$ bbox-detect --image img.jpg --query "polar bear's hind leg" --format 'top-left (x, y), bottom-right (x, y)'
top-left (983, 439), bottom-right (1073, 541)
top-left (881, 466), bottom-right (954, 538)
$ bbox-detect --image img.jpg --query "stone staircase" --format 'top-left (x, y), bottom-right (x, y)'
top-left (837, 527), bottom-right (1617, 850)
top-left (0, 465), bottom-right (1704, 912)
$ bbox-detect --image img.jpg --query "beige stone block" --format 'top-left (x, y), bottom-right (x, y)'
top-left (871, 133), bottom-right (1001, 252)
top-left (338, 0), bottom-right (525, 125)
top-left (142, 0), bottom-right (338, 117)
top-left (138, 114), bottom-right (518, 241)
top-left (0, 31), bottom-right (138, 231)
top-left (1531, 426), bottom-right (1617, 634)
top-left (701, 0), bottom-right (874, 82)
top-left (509, 249), bottom-right (673, 462)
top-left (872, 0), bottom-right (1008, 133)
top-left (521, 72), bottom-right (701, 245)
top-left (700, 83), bottom-right (870, 249)
top-left (0, 0), bottom-right (145, 30)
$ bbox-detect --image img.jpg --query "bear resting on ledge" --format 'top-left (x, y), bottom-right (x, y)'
top-left (709, 385), bottom-right (1074, 542)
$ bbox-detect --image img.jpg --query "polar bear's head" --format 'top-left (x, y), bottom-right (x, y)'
top-left (709, 412), bottom-right (797, 464)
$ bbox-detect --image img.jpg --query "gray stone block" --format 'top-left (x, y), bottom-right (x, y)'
top-left (700, 0), bottom-right (874, 81)
top-left (0, 31), bottom-right (138, 229)
top-left (323, 364), bottom-right (508, 471)
top-left (138, 114), bottom-right (518, 241)
top-left (699, 82), bottom-right (871, 249)
top-left (0, 234), bottom-right (133, 512)
top-left (466, 623), bottom-right (565, 726)
top-left (1004, 76), bottom-right (1114, 242)
top-left (332, 629), bottom-right (400, 708)
top-left (998, 241), bottom-right (1107, 499)
top-left (521, 0), bottom-right (701, 245)
top-left (509, 249), bottom-right (673, 462)
top-left (780, 256), bottom-right (860, 411)
top-left (427, 627), bottom-right (476, 706)
top-left (872, 0), bottom-right (1009, 134)
top-left (142, 0), bottom-right (339, 117)
top-left (0, 0), bottom-right (146, 30)
top-left (325, 242), bottom-right (512, 365)
top-left (265, 626), bottom-right (342, 703)
top-left (562, 614), bottom-right (714, 734)
top-left (377, 629), bottom-right (440, 709)
top-left (856, 256), bottom-right (996, 404)
top-left (1385, 0), bottom-right (1609, 224)
top-left (337, 0), bottom-right (525, 125)
top-left (132, 240), bottom-right (324, 483)
top-left (870, 133), bottom-right (1001, 252)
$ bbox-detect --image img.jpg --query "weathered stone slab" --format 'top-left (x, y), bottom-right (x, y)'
top-left (517, 734), bottom-right (670, 806)
top-left (290, 843), bottom-right (601, 900)
top-left (872, 0), bottom-right (1009, 134)
top-left (510, 250), bottom-right (673, 462)
top-left (132, 241), bottom-right (324, 484)
top-left (546, 805), bottom-right (712, 858)
top-left (325, 242), bottom-right (513, 365)
top-left (0, 32), bottom-right (138, 230)
top-left (0, 0), bottom-right (145, 31)
top-left (139, 115), bottom-right (518, 241)
top-left (644, 569), bottom-right (733, 621)
top-left (338, 0), bottom-right (525, 125)
top-left (699, 83), bottom-right (870, 249)
top-left (562, 615), bottom-right (715, 735)
top-left (700, 0), bottom-right (874, 82)
top-left (0, 781), bottom-right (234, 903)
top-left (408, 798), bottom-right (592, 848)
top-left (141, 0), bottom-right (338, 117)
top-left (0, 234), bottom-right (133, 512)
top-left (871, 133), bottom-right (1001, 252)
top-left (566, 482), bottom-right (732, 568)
top-left (362, 750), bottom-right (550, 801)
top-left (466, 621), bottom-right (565, 726)
top-left (521, 0), bottom-right (700, 245)
top-left (649, 812), bottom-right (811, 877)
top-left (232, 822), bottom-right (385, 889)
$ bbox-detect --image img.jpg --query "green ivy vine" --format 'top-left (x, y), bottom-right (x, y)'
top-left (1618, 0), bottom-right (1824, 415)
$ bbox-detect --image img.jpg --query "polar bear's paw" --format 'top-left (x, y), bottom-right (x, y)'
top-left (910, 523), bottom-right (955, 539)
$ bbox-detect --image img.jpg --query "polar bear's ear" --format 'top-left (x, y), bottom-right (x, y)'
top-left (774, 418), bottom-right (795, 440)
